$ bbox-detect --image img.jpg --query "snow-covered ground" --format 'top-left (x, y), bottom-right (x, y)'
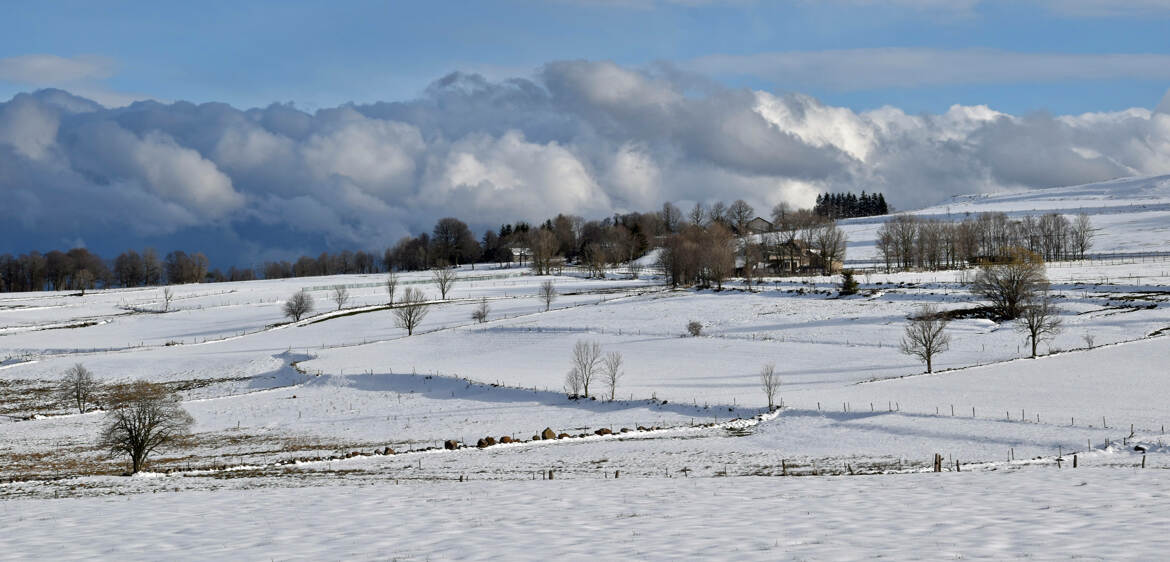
top-left (4, 177), bottom-right (1170, 558)
top-left (4, 469), bottom-right (1169, 560)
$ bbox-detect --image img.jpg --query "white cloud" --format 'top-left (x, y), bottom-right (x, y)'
top-left (4, 62), bottom-right (1170, 263)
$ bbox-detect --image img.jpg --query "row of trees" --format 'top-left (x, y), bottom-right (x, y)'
top-left (1, 193), bottom-right (877, 293)
top-left (875, 212), bottom-right (1094, 271)
top-left (813, 191), bottom-right (890, 219)
top-left (0, 247), bottom-right (225, 292)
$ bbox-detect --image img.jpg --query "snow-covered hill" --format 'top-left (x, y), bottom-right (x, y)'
top-left (842, 174), bottom-right (1170, 263)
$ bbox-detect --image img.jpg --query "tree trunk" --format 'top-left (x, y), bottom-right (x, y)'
top-left (926, 354), bottom-right (932, 373)
top-left (1031, 336), bottom-right (1037, 358)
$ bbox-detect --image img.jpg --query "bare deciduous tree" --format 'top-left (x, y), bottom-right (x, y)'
top-left (394, 287), bottom-right (429, 335)
top-left (99, 381), bottom-right (194, 474)
top-left (570, 340), bottom-right (603, 398)
top-left (332, 285), bottom-right (350, 311)
top-left (972, 247), bottom-right (1047, 320)
top-left (759, 362), bottom-right (780, 411)
top-left (688, 202), bottom-right (707, 226)
top-left (728, 199), bottom-right (755, 235)
top-left (472, 297), bottom-right (490, 323)
top-left (385, 272), bottom-right (399, 305)
top-left (564, 367), bottom-right (583, 397)
top-left (1017, 292), bottom-right (1062, 358)
top-left (283, 290), bottom-right (314, 322)
top-left (57, 363), bottom-right (100, 413)
top-left (811, 221), bottom-right (847, 274)
top-left (602, 351), bottom-right (623, 401)
top-left (539, 280), bottom-right (557, 312)
top-left (162, 287), bottom-right (174, 312)
top-left (432, 264), bottom-right (457, 300)
top-left (1071, 213), bottom-right (1094, 260)
top-left (900, 305), bottom-right (951, 373)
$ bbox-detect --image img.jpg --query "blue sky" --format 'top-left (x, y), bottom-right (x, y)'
top-left (3, 0), bottom-right (1170, 114)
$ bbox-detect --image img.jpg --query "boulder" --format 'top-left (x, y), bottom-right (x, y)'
top-left (541, 428), bottom-right (557, 440)
top-left (383, 447), bottom-right (395, 455)
top-left (476, 438), bottom-right (489, 448)
top-left (620, 428), bottom-right (631, 433)
top-left (637, 426), bottom-right (649, 431)
top-left (557, 433), bottom-right (571, 439)
top-left (595, 428), bottom-right (613, 436)
top-left (444, 440), bottom-right (459, 450)
top-left (499, 436), bottom-right (513, 444)
top-left (532, 435), bottom-right (540, 441)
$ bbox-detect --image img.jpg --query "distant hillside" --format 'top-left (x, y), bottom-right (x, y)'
top-left (841, 175), bottom-right (1170, 263)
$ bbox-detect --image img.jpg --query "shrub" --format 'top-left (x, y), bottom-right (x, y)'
top-left (687, 321), bottom-right (703, 337)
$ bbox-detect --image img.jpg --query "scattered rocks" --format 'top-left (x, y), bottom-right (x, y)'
top-left (637, 426), bottom-right (649, 431)
top-left (476, 436), bottom-right (498, 448)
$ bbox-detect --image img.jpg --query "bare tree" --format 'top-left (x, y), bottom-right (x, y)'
top-left (899, 305), bottom-right (951, 373)
top-left (728, 199), bottom-right (755, 235)
top-left (539, 280), bottom-right (557, 312)
top-left (385, 272), bottom-right (399, 305)
top-left (432, 265), bottom-right (457, 300)
top-left (283, 290), bottom-right (314, 322)
top-left (529, 230), bottom-right (560, 275)
top-left (602, 351), bottom-right (623, 401)
top-left (332, 285), bottom-right (350, 311)
top-left (811, 221), bottom-right (847, 274)
top-left (1016, 292), bottom-right (1062, 358)
top-left (570, 340), bottom-right (603, 398)
top-left (99, 381), bottom-right (194, 474)
top-left (759, 362), bottom-right (780, 411)
top-left (627, 260), bottom-right (644, 279)
top-left (564, 367), bottom-right (583, 397)
top-left (57, 363), bottom-right (100, 413)
top-left (688, 202), bottom-right (707, 226)
top-left (394, 287), bottom-right (429, 335)
top-left (1071, 213), bottom-right (1094, 260)
top-left (972, 247), bottom-right (1047, 320)
top-left (162, 287), bottom-right (174, 312)
top-left (472, 297), bottom-right (490, 323)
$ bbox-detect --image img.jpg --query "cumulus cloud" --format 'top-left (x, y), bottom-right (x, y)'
top-left (2, 62), bottom-right (1170, 266)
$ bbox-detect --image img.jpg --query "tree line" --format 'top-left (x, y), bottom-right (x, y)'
top-left (1, 194), bottom-right (875, 293)
top-left (875, 211), bottom-right (1094, 271)
top-left (814, 191), bottom-right (889, 220)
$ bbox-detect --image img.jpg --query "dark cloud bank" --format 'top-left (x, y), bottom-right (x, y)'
top-left (2, 60), bottom-right (1168, 266)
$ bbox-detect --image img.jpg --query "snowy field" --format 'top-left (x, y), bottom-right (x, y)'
top-left (4, 176), bottom-right (1170, 559)
top-left (4, 469), bottom-right (1169, 561)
